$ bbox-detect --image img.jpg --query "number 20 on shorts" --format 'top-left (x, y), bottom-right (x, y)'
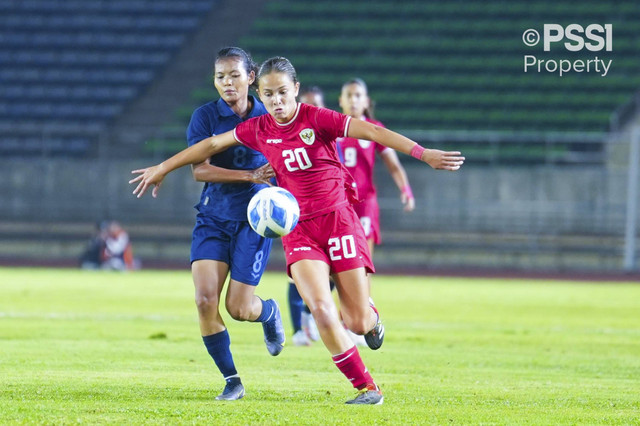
top-left (328, 235), bottom-right (357, 260)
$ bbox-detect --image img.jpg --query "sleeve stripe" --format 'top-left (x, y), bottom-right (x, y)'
top-left (380, 147), bottom-right (394, 154)
top-left (343, 116), bottom-right (352, 138)
top-left (232, 128), bottom-right (245, 145)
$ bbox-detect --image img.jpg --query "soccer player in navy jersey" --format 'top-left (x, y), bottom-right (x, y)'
top-left (179, 47), bottom-right (284, 401)
top-left (131, 56), bottom-right (464, 405)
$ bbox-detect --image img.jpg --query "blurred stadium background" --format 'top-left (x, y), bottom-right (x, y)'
top-left (1, 0), bottom-right (639, 275)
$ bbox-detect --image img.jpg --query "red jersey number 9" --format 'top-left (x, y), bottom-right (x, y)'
top-left (283, 148), bottom-right (312, 172)
top-left (344, 147), bottom-right (357, 167)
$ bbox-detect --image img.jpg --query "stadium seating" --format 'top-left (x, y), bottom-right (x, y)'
top-left (147, 0), bottom-right (640, 162)
top-left (0, 0), bottom-right (218, 156)
top-left (234, 0), bottom-right (640, 133)
top-left (4, 1), bottom-right (639, 160)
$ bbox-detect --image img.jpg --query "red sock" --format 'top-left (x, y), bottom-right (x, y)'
top-left (332, 345), bottom-right (374, 390)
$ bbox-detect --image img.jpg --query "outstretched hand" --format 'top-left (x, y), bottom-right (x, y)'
top-left (422, 149), bottom-right (465, 171)
top-left (249, 163), bottom-right (276, 185)
top-left (129, 164), bottom-right (166, 198)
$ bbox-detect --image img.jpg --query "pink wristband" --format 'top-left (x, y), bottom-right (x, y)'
top-left (402, 185), bottom-right (414, 199)
top-left (410, 144), bottom-right (426, 160)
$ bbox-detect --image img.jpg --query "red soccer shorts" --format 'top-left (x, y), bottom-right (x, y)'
top-left (282, 203), bottom-right (375, 277)
top-left (352, 195), bottom-right (381, 245)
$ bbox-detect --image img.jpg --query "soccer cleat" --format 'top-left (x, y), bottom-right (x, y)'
top-left (215, 378), bottom-right (245, 401)
top-left (292, 329), bottom-right (311, 346)
top-left (345, 383), bottom-right (384, 405)
top-left (364, 298), bottom-right (384, 350)
top-left (302, 311), bottom-right (320, 341)
top-left (262, 299), bottom-right (285, 356)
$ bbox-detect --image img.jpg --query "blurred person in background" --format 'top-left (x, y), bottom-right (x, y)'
top-left (80, 220), bottom-right (137, 271)
top-left (337, 78), bottom-right (415, 266)
top-left (298, 85), bottom-right (325, 109)
top-left (177, 47), bottom-right (283, 401)
top-left (101, 220), bottom-right (136, 271)
top-left (79, 220), bottom-right (108, 269)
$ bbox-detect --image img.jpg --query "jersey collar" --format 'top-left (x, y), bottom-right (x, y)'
top-left (217, 95), bottom-right (262, 119)
top-left (273, 102), bottom-right (301, 127)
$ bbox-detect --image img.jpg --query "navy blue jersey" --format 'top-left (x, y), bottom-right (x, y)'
top-left (187, 95), bottom-right (268, 220)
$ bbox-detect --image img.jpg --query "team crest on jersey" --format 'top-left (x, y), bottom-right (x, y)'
top-left (358, 139), bottom-right (371, 149)
top-left (299, 128), bottom-right (315, 145)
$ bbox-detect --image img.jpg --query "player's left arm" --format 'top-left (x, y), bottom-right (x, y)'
top-left (347, 118), bottom-right (464, 170)
top-left (380, 149), bottom-right (415, 212)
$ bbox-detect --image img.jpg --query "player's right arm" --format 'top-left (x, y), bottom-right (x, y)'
top-left (129, 130), bottom-right (238, 198)
top-left (191, 154), bottom-right (274, 185)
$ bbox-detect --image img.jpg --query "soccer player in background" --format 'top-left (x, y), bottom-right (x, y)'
top-left (299, 85), bottom-right (325, 110)
top-left (337, 78), bottom-right (415, 273)
top-left (130, 56), bottom-right (464, 404)
top-left (181, 47), bottom-right (284, 401)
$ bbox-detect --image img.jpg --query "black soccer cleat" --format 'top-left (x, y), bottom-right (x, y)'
top-left (364, 319), bottom-right (385, 350)
top-left (364, 298), bottom-right (384, 350)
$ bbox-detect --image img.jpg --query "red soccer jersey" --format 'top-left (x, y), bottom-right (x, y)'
top-left (336, 118), bottom-right (391, 200)
top-left (234, 103), bottom-right (352, 220)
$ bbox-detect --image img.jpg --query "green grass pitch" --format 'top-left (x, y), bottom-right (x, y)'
top-left (1, 267), bottom-right (639, 424)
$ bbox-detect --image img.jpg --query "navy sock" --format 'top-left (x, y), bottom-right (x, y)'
top-left (202, 330), bottom-right (238, 380)
top-left (288, 282), bottom-right (304, 332)
top-left (255, 298), bottom-right (275, 323)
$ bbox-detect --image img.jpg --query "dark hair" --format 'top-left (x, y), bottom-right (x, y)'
top-left (301, 85), bottom-right (324, 97)
top-left (342, 78), bottom-right (376, 120)
top-left (215, 47), bottom-right (258, 89)
top-left (257, 56), bottom-right (298, 84)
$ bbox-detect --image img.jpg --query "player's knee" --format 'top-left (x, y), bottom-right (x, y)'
top-left (226, 302), bottom-right (251, 321)
top-left (342, 309), bottom-right (374, 335)
top-left (345, 318), bottom-right (369, 336)
top-left (194, 291), bottom-right (219, 315)
top-left (308, 301), bottom-right (335, 330)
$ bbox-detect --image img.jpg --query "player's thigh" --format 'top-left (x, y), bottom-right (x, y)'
top-left (191, 259), bottom-right (229, 301)
top-left (228, 221), bottom-right (273, 286)
top-left (327, 205), bottom-right (374, 275)
top-left (225, 279), bottom-right (258, 310)
top-left (332, 266), bottom-right (370, 322)
top-left (190, 215), bottom-right (233, 265)
top-left (290, 259), bottom-right (335, 313)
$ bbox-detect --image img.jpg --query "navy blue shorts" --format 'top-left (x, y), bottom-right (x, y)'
top-left (190, 214), bottom-right (272, 286)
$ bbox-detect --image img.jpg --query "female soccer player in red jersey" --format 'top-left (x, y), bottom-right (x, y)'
top-left (130, 57), bottom-right (464, 405)
top-left (338, 78), bottom-right (415, 257)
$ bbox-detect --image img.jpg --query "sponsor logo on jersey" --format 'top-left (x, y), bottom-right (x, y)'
top-left (358, 139), bottom-right (371, 149)
top-left (299, 128), bottom-right (315, 145)
top-left (266, 138), bottom-right (282, 144)
top-left (293, 246), bottom-right (312, 252)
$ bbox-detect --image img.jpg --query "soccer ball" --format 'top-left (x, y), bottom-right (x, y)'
top-left (247, 187), bottom-right (300, 238)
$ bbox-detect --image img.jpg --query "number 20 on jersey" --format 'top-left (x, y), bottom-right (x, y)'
top-left (283, 147), bottom-right (312, 172)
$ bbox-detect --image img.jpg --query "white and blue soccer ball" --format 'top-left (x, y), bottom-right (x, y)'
top-left (247, 187), bottom-right (300, 238)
